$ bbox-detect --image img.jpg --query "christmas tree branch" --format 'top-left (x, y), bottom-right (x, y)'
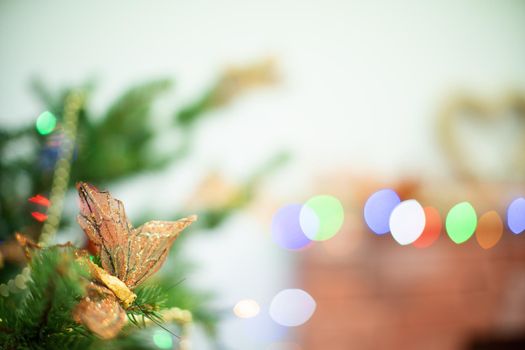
top-left (36, 278), bottom-right (55, 337)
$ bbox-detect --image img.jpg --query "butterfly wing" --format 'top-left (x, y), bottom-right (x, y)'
top-left (77, 182), bottom-right (196, 289)
top-left (76, 182), bottom-right (130, 281)
top-left (124, 216), bottom-right (196, 288)
top-left (73, 282), bottom-right (127, 339)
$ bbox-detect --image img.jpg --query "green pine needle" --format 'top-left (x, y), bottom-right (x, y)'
top-left (126, 284), bottom-right (167, 328)
top-left (0, 246), bottom-right (92, 349)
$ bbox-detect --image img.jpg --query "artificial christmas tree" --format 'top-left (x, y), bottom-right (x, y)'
top-left (0, 59), bottom-right (282, 349)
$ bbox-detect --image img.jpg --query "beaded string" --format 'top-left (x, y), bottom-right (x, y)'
top-left (40, 91), bottom-right (84, 246)
top-left (0, 91), bottom-right (83, 296)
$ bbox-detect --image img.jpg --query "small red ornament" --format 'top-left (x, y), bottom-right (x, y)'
top-left (28, 194), bottom-right (51, 207)
top-left (31, 212), bottom-right (48, 222)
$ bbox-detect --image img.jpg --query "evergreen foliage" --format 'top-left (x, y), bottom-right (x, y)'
top-left (0, 61), bottom-right (281, 348)
top-left (0, 247), bottom-right (92, 350)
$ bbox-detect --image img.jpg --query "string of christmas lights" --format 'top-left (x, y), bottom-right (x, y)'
top-left (272, 190), bottom-right (525, 251)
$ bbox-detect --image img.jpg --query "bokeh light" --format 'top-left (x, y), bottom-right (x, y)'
top-left (152, 329), bottom-right (173, 349)
top-left (507, 197), bottom-right (525, 234)
top-left (272, 204), bottom-right (311, 250)
top-left (364, 189), bottom-right (401, 234)
top-left (413, 207), bottom-right (442, 248)
top-left (299, 195), bottom-right (344, 241)
top-left (269, 289), bottom-right (316, 327)
top-left (298, 205), bottom-right (320, 240)
top-left (35, 111), bottom-right (57, 135)
top-left (389, 199), bottom-right (426, 245)
top-left (476, 211), bottom-right (503, 250)
top-left (446, 202), bottom-right (477, 244)
top-left (233, 299), bottom-right (260, 319)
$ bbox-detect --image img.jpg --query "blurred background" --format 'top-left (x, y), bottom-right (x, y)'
top-left (1, 1), bottom-right (525, 349)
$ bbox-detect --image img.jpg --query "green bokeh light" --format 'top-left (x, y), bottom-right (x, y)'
top-left (446, 202), bottom-right (477, 244)
top-left (35, 111), bottom-right (57, 135)
top-left (152, 329), bottom-right (173, 349)
top-left (300, 195), bottom-right (344, 241)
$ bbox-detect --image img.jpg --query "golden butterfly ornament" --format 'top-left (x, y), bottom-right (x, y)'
top-left (73, 182), bottom-right (196, 339)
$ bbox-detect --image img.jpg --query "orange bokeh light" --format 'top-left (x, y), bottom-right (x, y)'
top-left (413, 206), bottom-right (441, 248)
top-left (476, 211), bottom-right (503, 250)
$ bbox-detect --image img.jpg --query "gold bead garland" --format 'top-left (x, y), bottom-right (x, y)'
top-left (40, 91), bottom-right (84, 246)
top-left (0, 91), bottom-right (84, 297)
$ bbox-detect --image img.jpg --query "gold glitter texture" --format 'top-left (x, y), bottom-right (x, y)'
top-left (74, 182), bottom-right (196, 339)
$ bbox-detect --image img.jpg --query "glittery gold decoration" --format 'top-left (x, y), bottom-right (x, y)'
top-left (76, 182), bottom-right (196, 288)
top-left (210, 58), bottom-right (278, 107)
top-left (15, 232), bottom-right (41, 260)
top-left (186, 172), bottom-right (241, 211)
top-left (73, 282), bottom-right (127, 340)
top-left (438, 92), bottom-right (525, 181)
top-left (74, 182), bottom-right (197, 339)
top-left (86, 260), bottom-right (136, 308)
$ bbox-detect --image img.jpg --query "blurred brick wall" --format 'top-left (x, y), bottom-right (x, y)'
top-left (298, 225), bottom-right (525, 350)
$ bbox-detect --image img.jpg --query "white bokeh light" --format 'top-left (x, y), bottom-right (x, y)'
top-left (269, 289), bottom-right (316, 327)
top-left (233, 299), bottom-right (260, 319)
top-left (389, 199), bottom-right (426, 245)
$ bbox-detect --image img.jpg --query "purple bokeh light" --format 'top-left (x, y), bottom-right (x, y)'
top-left (364, 189), bottom-right (401, 235)
top-left (507, 197), bottom-right (525, 234)
top-left (272, 204), bottom-right (312, 250)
